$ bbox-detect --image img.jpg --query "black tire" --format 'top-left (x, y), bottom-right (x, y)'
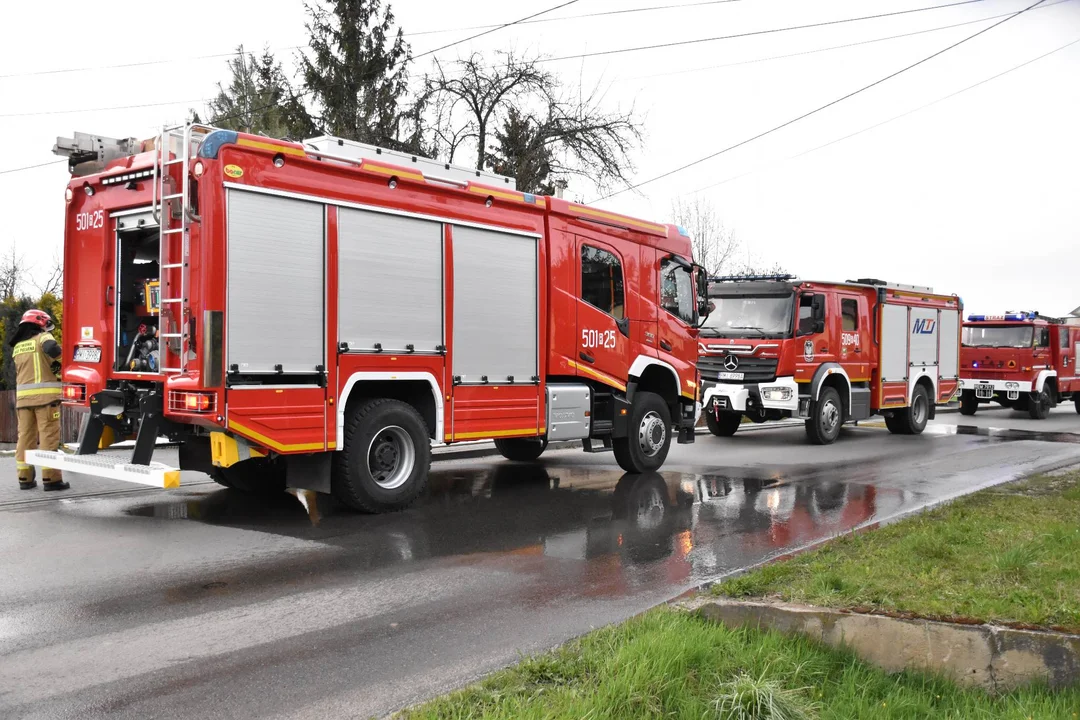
top-left (613, 391), bottom-right (672, 473)
top-left (332, 398), bottom-right (431, 513)
top-left (211, 456), bottom-right (286, 495)
top-left (959, 391), bottom-right (978, 416)
top-left (888, 384), bottom-right (930, 435)
top-left (805, 386), bottom-right (843, 445)
top-left (494, 436), bottom-right (548, 462)
top-left (883, 414), bottom-right (905, 434)
top-left (706, 411), bottom-right (742, 437)
top-left (1074, 394), bottom-right (1080, 415)
top-left (1029, 387), bottom-right (1051, 420)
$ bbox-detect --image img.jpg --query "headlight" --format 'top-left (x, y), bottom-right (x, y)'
top-left (1005, 382), bottom-right (1019, 389)
top-left (762, 387), bottom-right (793, 402)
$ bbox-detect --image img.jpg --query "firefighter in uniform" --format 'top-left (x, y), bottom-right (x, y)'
top-left (11, 309), bottom-right (69, 491)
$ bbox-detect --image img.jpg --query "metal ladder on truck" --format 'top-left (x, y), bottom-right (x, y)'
top-left (152, 123), bottom-right (208, 374)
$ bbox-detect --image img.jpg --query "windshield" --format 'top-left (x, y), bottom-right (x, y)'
top-left (702, 295), bottom-right (794, 337)
top-left (962, 325), bottom-right (1033, 348)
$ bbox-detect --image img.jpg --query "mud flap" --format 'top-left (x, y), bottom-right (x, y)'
top-left (285, 452), bottom-right (332, 494)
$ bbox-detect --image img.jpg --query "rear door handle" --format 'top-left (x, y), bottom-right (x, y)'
top-left (579, 352), bottom-right (595, 364)
top-left (660, 340), bottom-right (673, 351)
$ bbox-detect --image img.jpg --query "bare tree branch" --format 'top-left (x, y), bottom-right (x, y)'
top-left (0, 247), bottom-right (25, 300)
top-left (33, 254), bottom-right (63, 298)
top-left (670, 198), bottom-right (740, 276)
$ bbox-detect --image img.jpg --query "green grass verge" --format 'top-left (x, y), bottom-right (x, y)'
top-left (716, 471), bottom-right (1080, 632)
top-left (402, 609), bottom-right (1080, 719)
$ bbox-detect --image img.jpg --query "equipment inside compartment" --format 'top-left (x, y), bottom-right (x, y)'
top-left (115, 226), bottom-right (161, 372)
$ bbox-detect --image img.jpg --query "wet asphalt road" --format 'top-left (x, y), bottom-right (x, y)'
top-left (2, 408), bottom-right (1080, 719)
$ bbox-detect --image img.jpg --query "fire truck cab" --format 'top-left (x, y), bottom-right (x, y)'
top-left (959, 312), bottom-right (1080, 419)
top-left (699, 276), bottom-right (962, 444)
top-left (29, 125), bottom-right (707, 512)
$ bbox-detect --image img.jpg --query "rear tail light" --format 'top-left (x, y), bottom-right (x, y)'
top-left (168, 391), bottom-right (216, 414)
top-left (63, 383), bottom-right (86, 402)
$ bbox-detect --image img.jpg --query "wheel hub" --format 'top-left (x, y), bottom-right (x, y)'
top-left (822, 401), bottom-right (840, 433)
top-left (638, 411), bottom-right (667, 457)
top-left (366, 426), bottom-right (416, 490)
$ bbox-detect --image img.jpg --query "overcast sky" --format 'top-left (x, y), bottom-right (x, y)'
top-left (1, 0), bottom-right (1077, 315)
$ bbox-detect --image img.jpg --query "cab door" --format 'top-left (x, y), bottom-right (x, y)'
top-left (1057, 326), bottom-right (1076, 392)
top-left (576, 239), bottom-right (631, 389)
top-left (656, 256), bottom-right (698, 401)
top-left (837, 292), bottom-right (871, 383)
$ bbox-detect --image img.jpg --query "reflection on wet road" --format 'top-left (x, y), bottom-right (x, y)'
top-left (121, 464), bottom-right (909, 590)
top-left (2, 419), bottom-right (1080, 719)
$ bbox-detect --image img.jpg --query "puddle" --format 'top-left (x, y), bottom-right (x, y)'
top-left (926, 424), bottom-right (1080, 444)
top-left (118, 463), bottom-right (914, 584)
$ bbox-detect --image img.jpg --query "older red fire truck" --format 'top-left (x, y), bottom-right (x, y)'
top-left (699, 276), bottom-right (961, 444)
top-left (28, 125), bottom-right (706, 512)
top-left (959, 312), bottom-right (1080, 419)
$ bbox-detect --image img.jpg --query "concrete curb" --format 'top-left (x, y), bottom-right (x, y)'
top-left (677, 597), bottom-right (1080, 692)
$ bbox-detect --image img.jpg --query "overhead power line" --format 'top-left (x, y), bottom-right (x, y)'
top-left (406, 0), bottom-right (746, 38)
top-left (590, 0), bottom-right (1049, 202)
top-left (1, 0), bottom-right (1002, 120)
top-left (0, 159), bottom-right (67, 176)
top-left (0, 98), bottom-right (210, 119)
top-left (540, 0), bottom-right (988, 64)
top-left (0, 1), bottom-right (748, 80)
top-left (618, 0), bottom-right (1070, 83)
top-left (413, 0), bottom-right (581, 59)
top-left (688, 34), bottom-right (1080, 195)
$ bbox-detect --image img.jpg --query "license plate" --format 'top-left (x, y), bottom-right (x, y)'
top-left (975, 384), bottom-right (993, 399)
top-left (718, 371), bottom-right (744, 381)
top-left (73, 346), bottom-right (102, 363)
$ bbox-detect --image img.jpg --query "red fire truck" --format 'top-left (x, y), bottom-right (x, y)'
top-left (699, 276), bottom-right (961, 444)
top-left (28, 125), bottom-right (707, 512)
top-left (958, 312), bottom-right (1080, 418)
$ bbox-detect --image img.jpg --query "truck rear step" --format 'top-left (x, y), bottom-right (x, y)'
top-left (25, 450), bottom-right (180, 489)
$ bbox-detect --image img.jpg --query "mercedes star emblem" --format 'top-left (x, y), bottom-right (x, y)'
top-left (723, 355), bottom-right (740, 371)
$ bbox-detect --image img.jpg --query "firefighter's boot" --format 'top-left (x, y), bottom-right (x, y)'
top-left (18, 465), bottom-right (37, 490)
top-left (43, 480), bottom-right (70, 492)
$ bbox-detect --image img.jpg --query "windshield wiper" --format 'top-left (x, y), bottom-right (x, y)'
top-left (699, 327), bottom-right (724, 337)
top-left (730, 325), bottom-right (767, 337)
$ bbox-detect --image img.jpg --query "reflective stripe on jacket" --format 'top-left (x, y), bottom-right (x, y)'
top-left (15, 333), bottom-right (61, 408)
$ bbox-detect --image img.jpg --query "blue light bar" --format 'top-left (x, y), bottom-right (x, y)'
top-left (967, 312), bottom-right (1036, 322)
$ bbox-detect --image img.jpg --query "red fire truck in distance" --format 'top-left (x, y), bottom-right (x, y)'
top-left (29, 125), bottom-right (708, 512)
top-left (699, 276), bottom-right (961, 444)
top-left (959, 312), bottom-right (1080, 419)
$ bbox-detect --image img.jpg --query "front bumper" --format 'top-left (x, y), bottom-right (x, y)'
top-left (701, 376), bottom-right (800, 414)
top-left (958, 377), bottom-right (1031, 400)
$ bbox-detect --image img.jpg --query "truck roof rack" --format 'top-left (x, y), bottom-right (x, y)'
top-left (848, 278), bottom-right (934, 292)
top-left (305, 136), bottom-right (517, 190)
top-left (709, 274), bottom-right (796, 283)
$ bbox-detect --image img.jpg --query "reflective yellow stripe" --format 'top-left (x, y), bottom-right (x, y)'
top-left (16, 387), bottom-right (62, 398)
top-left (566, 360), bottom-right (628, 392)
top-left (227, 419), bottom-right (327, 453)
top-left (235, 137), bottom-right (306, 157)
top-left (453, 427), bottom-right (544, 440)
top-left (362, 162), bottom-right (425, 182)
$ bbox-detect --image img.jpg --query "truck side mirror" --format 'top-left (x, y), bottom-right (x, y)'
top-left (811, 294), bottom-right (826, 322)
top-left (694, 264), bottom-right (711, 327)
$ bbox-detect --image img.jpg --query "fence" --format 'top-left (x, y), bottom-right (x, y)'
top-left (0, 390), bottom-right (83, 444)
